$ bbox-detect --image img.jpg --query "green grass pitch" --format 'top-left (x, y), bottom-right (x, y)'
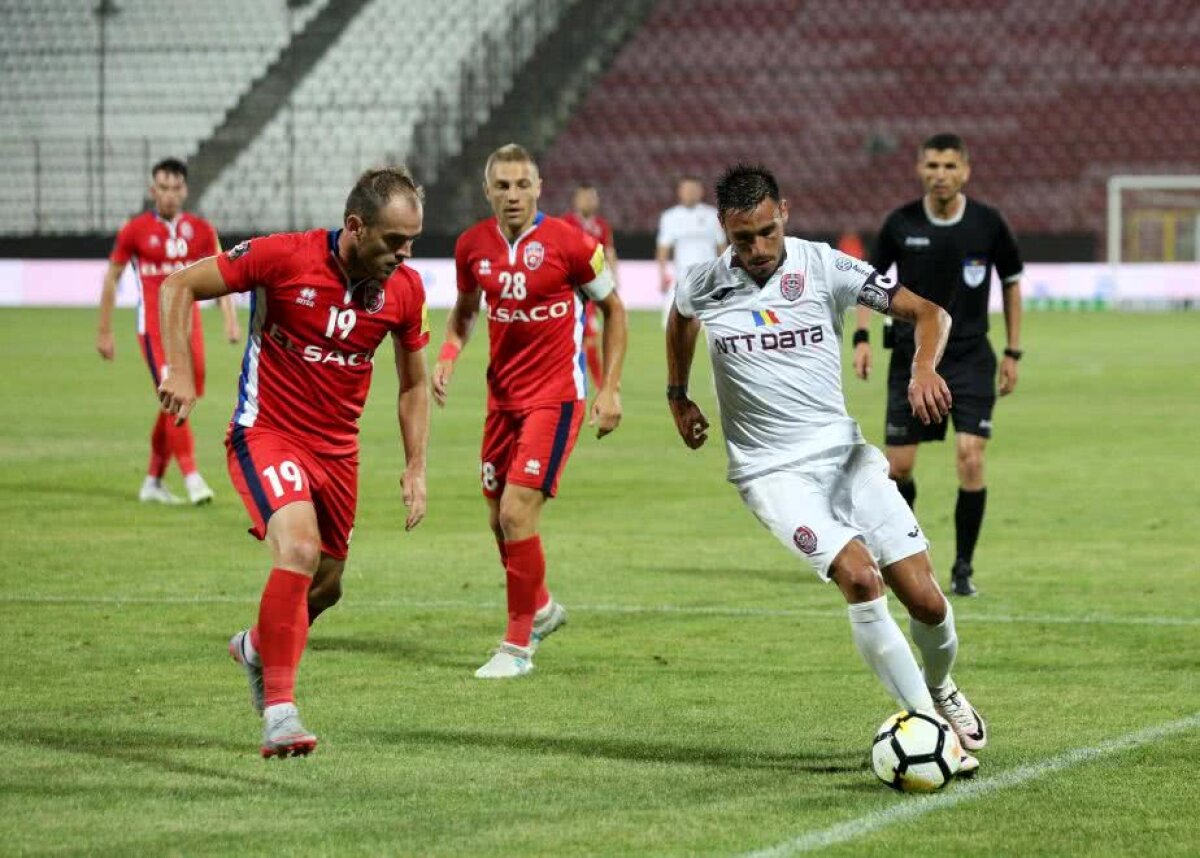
top-left (0, 306), bottom-right (1197, 856)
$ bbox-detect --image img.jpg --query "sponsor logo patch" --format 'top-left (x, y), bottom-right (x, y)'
top-left (792, 525), bottom-right (818, 555)
top-left (478, 259), bottom-right (491, 276)
top-left (523, 459), bottom-right (542, 476)
top-left (780, 271), bottom-right (805, 301)
top-left (523, 241), bottom-right (545, 271)
top-left (905, 236), bottom-right (931, 247)
top-left (296, 287), bottom-right (317, 308)
top-left (180, 221), bottom-right (194, 240)
top-left (834, 256), bottom-right (854, 271)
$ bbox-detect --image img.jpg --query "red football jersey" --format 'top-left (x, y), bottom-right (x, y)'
top-left (217, 229), bottom-right (430, 456)
top-left (560, 210), bottom-right (614, 250)
top-left (455, 213), bottom-right (608, 410)
top-left (110, 210), bottom-right (219, 335)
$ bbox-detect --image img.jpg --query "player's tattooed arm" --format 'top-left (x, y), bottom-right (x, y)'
top-left (665, 303), bottom-right (709, 449)
top-left (887, 286), bottom-right (952, 426)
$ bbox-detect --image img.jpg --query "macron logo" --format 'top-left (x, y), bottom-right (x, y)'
top-left (296, 287), bottom-right (317, 308)
top-left (523, 459), bottom-right (542, 476)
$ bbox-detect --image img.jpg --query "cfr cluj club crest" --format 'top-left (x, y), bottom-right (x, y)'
top-left (523, 241), bottom-right (545, 271)
top-left (780, 271), bottom-right (805, 301)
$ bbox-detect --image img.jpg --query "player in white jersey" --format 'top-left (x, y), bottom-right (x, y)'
top-left (655, 176), bottom-right (725, 327)
top-left (665, 164), bottom-right (988, 765)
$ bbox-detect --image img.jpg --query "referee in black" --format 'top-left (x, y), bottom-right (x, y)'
top-left (853, 133), bottom-right (1024, 597)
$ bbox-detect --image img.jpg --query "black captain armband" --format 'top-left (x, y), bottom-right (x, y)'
top-left (852, 329), bottom-right (870, 346)
top-left (855, 271), bottom-right (901, 314)
top-left (666, 384), bottom-right (689, 401)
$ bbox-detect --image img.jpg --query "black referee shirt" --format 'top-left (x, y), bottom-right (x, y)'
top-left (871, 197), bottom-right (1022, 345)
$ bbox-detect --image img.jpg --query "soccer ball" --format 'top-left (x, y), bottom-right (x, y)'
top-left (871, 710), bottom-right (962, 792)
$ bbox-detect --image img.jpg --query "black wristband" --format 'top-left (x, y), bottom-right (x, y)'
top-left (852, 329), bottom-right (870, 346)
top-left (1003, 348), bottom-right (1023, 361)
top-left (666, 384), bottom-right (689, 401)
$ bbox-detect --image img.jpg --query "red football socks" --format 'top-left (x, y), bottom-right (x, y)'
top-left (148, 412), bottom-right (170, 479)
top-left (257, 568), bottom-right (313, 707)
top-left (585, 341), bottom-right (605, 389)
top-left (164, 417), bottom-right (197, 476)
top-left (503, 535), bottom-right (545, 647)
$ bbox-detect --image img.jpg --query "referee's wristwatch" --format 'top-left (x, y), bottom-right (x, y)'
top-left (1003, 347), bottom-right (1023, 361)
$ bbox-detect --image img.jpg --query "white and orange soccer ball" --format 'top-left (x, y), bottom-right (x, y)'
top-left (871, 709), bottom-right (962, 792)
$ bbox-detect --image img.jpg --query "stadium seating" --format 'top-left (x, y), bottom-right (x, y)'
top-left (538, 0), bottom-right (1200, 235)
top-left (201, 0), bottom-right (539, 232)
top-left (0, 0), bottom-right (326, 233)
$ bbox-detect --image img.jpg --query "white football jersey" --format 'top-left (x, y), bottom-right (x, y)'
top-left (656, 203), bottom-right (724, 277)
top-left (676, 237), bottom-right (888, 482)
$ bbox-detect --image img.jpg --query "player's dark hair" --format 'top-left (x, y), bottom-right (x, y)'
top-left (715, 164), bottom-right (780, 216)
top-left (151, 157), bottom-right (188, 180)
top-left (574, 181), bottom-right (596, 191)
top-left (678, 175), bottom-right (703, 187)
top-left (920, 133), bottom-right (968, 160)
top-left (344, 167), bottom-right (424, 226)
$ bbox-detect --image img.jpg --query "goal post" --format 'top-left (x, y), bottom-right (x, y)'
top-left (1107, 175), bottom-right (1200, 263)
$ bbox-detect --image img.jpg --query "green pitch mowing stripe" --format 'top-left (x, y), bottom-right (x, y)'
top-left (742, 711), bottom-right (1200, 856)
top-left (2, 593), bottom-right (1198, 627)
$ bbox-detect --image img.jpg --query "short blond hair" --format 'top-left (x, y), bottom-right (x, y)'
top-left (484, 143), bottom-right (538, 183)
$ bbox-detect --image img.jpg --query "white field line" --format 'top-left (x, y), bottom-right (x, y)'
top-left (0, 593), bottom-right (1198, 627)
top-left (740, 711), bottom-right (1200, 857)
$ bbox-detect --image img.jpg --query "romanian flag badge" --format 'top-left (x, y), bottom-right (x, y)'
top-left (752, 309), bottom-right (780, 327)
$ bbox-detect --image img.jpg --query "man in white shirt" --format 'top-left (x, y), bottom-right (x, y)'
top-left (656, 176), bottom-right (725, 327)
top-left (665, 164), bottom-right (987, 770)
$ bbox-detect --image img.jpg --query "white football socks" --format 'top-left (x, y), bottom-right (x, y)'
top-left (848, 596), bottom-right (934, 712)
top-left (910, 598), bottom-right (959, 692)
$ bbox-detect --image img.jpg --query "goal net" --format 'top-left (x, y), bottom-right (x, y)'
top-left (1107, 175), bottom-right (1200, 263)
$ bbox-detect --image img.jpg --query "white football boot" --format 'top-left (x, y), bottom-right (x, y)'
top-left (185, 473), bottom-right (215, 506)
top-left (958, 753), bottom-right (980, 778)
top-left (139, 480), bottom-right (183, 505)
top-left (229, 630), bottom-right (264, 715)
top-left (931, 681), bottom-right (988, 751)
top-left (261, 703), bottom-right (317, 758)
top-left (474, 642), bottom-right (534, 679)
top-left (529, 599), bottom-right (568, 653)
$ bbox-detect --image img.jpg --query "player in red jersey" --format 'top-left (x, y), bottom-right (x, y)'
top-left (433, 144), bottom-right (628, 679)
top-left (560, 182), bottom-right (620, 388)
top-left (97, 157), bottom-right (240, 505)
top-left (158, 168), bottom-right (431, 757)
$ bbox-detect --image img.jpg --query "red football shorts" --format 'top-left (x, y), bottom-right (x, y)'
top-left (583, 301), bottom-right (601, 338)
top-left (226, 426), bottom-right (358, 560)
top-left (480, 401), bottom-right (585, 499)
top-left (141, 314), bottom-right (206, 397)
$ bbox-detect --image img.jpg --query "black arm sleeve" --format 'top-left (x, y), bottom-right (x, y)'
top-left (993, 211), bottom-right (1023, 286)
top-left (869, 213), bottom-right (899, 274)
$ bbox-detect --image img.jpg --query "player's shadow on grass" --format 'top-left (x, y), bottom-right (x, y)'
top-left (10, 724), bottom-right (306, 790)
top-left (310, 633), bottom-right (509, 671)
top-left (649, 564), bottom-right (799, 585)
top-left (370, 726), bottom-right (867, 774)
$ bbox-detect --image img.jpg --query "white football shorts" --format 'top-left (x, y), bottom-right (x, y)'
top-left (735, 444), bottom-right (928, 581)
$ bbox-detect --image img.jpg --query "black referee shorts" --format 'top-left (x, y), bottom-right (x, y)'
top-left (885, 337), bottom-right (997, 445)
